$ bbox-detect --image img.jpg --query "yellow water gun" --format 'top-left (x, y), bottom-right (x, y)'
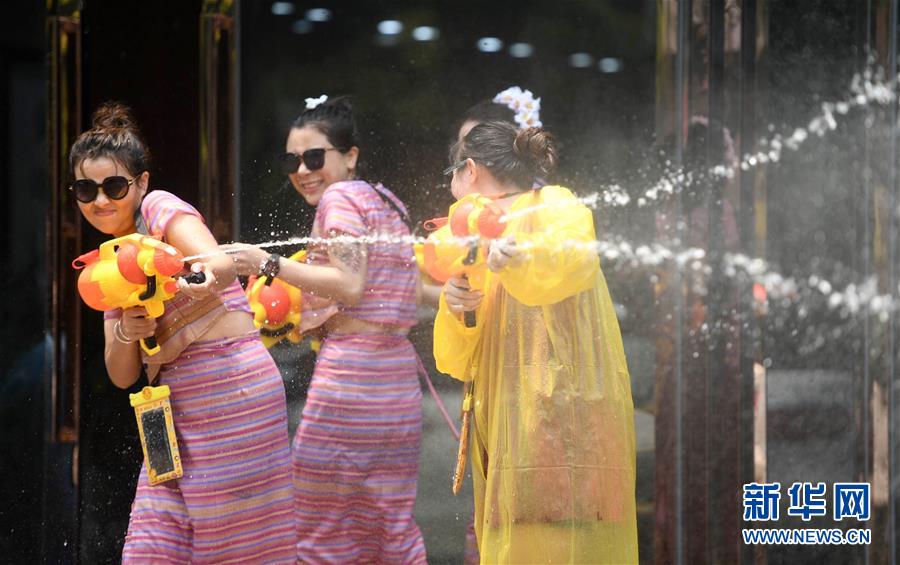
top-left (245, 249), bottom-right (306, 348)
top-left (72, 233), bottom-right (202, 355)
top-left (420, 194), bottom-right (507, 326)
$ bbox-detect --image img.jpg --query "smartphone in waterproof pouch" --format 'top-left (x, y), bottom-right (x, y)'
top-left (129, 385), bottom-right (183, 485)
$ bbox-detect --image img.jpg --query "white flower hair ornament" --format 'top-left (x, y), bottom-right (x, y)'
top-left (305, 95), bottom-right (328, 110)
top-left (492, 86), bottom-right (542, 129)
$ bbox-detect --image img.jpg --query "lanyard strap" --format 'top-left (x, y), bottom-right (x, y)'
top-left (370, 184), bottom-right (413, 232)
top-left (414, 351), bottom-right (460, 440)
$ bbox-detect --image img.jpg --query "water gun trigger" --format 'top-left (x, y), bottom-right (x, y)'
top-left (182, 271), bottom-right (207, 285)
top-left (138, 274), bottom-right (158, 301)
top-left (462, 243), bottom-right (479, 266)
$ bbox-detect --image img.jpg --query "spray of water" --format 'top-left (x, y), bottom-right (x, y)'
top-left (182, 67), bottom-right (899, 337)
top-left (502, 67), bottom-right (899, 222)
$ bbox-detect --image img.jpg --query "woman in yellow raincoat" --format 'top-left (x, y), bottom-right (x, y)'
top-left (433, 121), bottom-right (638, 563)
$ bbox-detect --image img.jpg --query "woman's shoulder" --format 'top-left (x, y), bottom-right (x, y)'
top-left (321, 180), bottom-right (403, 211)
top-left (512, 185), bottom-right (579, 210)
top-left (513, 185), bottom-right (593, 229)
top-left (140, 190), bottom-right (203, 237)
top-left (141, 189), bottom-right (195, 213)
top-left (322, 179), bottom-right (374, 198)
top-left (318, 182), bottom-right (370, 215)
top-left (537, 185), bottom-right (578, 201)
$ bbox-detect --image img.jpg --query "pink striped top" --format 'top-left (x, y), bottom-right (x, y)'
top-left (104, 190), bottom-right (250, 320)
top-left (307, 180), bottom-right (418, 328)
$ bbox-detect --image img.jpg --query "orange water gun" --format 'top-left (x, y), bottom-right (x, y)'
top-left (420, 194), bottom-right (507, 327)
top-left (245, 250), bottom-right (306, 348)
top-left (72, 233), bottom-right (201, 355)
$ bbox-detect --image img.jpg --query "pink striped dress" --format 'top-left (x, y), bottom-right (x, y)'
top-left (293, 180), bottom-right (426, 563)
top-left (109, 190), bottom-right (296, 563)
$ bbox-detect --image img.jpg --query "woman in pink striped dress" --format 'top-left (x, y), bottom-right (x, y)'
top-left (230, 96), bottom-right (426, 563)
top-left (70, 102), bottom-right (295, 563)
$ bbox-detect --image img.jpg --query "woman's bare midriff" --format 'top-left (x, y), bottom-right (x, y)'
top-left (198, 309), bottom-right (258, 341)
top-left (324, 312), bottom-right (409, 336)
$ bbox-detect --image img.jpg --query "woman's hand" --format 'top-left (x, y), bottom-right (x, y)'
top-left (486, 236), bottom-right (521, 273)
top-left (119, 306), bottom-right (157, 341)
top-left (177, 262), bottom-right (219, 299)
top-left (443, 276), bottom-right (482, 313)
top-left (220, 243), bottom-right (267, 277)
top-left (298, 291), bottom-right (339, 334)
top-left (303, 292), bottom-right (335, 311)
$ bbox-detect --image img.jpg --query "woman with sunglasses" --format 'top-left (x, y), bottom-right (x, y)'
top-left (420, 86), bottom-right (545, 311)
top-left (228, 96), bottom-right (426, 563)
top-left (70, 102), bottom-right (295, 563)
top-left (433, 121), bottom-right (638, 564)
top-left (411, 87), bottom-right (546, 564)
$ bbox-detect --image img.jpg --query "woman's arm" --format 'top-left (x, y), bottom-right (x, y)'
top-left (103, 307), bottom-right (156, 389)
top-left (492, 200), bottom-right (599, 306)
top-left (165, 213), bottom-right (235, 296)
top-left (227, 232), bottom-right (368, 306)
top-left (433, 277), bottom-right (483, 381)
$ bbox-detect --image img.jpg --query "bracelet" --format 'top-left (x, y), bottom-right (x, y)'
top-left (113, 320), bottom-right (137, 344)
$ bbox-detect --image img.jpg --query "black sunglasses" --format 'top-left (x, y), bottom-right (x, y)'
top-left (69, 175), bottom-right (138, 203)
top-left (277, 147), bottom-right (338, 175)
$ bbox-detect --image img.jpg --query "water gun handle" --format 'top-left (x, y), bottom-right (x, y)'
top-left (462, 243), bottom-right (479, 328)
top-left (141, 336), bottom-right (160, 356)
top-left (138, 271), bottom-right (204, 355)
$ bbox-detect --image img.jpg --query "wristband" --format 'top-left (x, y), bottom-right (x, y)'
top-left (259, 253), bottom-right (282, 282)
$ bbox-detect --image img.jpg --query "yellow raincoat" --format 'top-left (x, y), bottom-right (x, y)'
top-left (434, 186), bottom-right (638, 564)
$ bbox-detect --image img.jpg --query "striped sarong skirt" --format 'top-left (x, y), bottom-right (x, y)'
top-left (293, 333), bottom-right (426, 564)
top-left (121, 333), bottom-right (296, 564)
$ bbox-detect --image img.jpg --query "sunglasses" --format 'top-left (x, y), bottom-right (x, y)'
top-left (69, 175), bottom-right (139, 203)
top-left (443, 158), bottom-right (492, 177)
top-left (443, 160), bottom-right (468, 177)
top-left (277, 147), bottom-right (338, 175)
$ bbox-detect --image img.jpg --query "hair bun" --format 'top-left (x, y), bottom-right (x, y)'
top-left (321, 95), bottom-right (354, 120)
top-left (513, 127), bottom-right (557, 178)
top-left (293, 94), bottom-right (360, 156)
top-left (91, 101), bottom-right (138, 132)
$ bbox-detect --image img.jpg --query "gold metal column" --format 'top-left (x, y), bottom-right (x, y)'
top-left (199, 0), bottom-right (237, 242)
top-left (47, 0), bottom-right (82, 448)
